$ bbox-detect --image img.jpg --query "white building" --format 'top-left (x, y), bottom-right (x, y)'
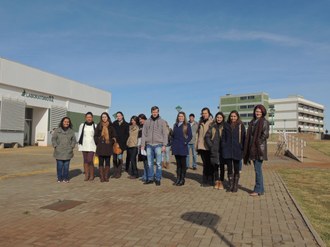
top-left (269, 95), bottom-right (325, 133)
top-left (0, 58), bottom-right (111, 146)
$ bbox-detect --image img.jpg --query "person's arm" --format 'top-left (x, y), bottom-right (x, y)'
top-left (94, 126), bottom-right (100, 145)
top-left (77, 123), bottom-right (83, 144)
top-left (186, 124), bottom-right (193, 144)
top-left (71, 131), bottom-right (77, 148)
top-left (204, 127), bottom-right (213, 150)
top-left (51, 129), bottom-right (58, 148)
top-left (241, 124), bottom-right (246, 150)
top-left (162, 122), bottom-right (168, 152)
top-left (141, 123), bottom-right (147, 150)
top-left (259, 120), bottom-right (270, 143)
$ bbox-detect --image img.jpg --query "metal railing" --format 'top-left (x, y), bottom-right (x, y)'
top-left (276, 132), bottom-right (306, 162)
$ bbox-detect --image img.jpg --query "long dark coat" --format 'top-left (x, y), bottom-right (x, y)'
top-left (221, 122), bottom-right (246, 161)
top-left (94, 123), bottom-right (117, 156)
top-left (112, 120), bottom-right (129, 151)
top-left (205, 123), bottom-right (224, 165)
top-left (171, 123), bottom-right (192, 156)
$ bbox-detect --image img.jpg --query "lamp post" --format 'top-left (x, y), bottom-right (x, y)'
top-left (175, 105), bottom-right (182, 113)
top-left (269, 107), bottom-right (275, 134)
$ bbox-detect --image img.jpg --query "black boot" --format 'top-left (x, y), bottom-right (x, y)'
top-left (233, 174), bottom-right (240, 193)
top-left (178, 165), bottom-right (186, 186)
top-left (227, 174), bottom-right (234, 192)
top-left (201, 174), bottom-right (207, 187)
top-left (174, 164), bottom-right (182, 185)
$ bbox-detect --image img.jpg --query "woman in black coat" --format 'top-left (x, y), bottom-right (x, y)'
top-left (205, 112), bottom-right (226, 190)
top-left (221, 110), bottom-right (246, 193)
top-left (112, 111), bottom-right (129, 178)
top-left (243, 105), bottom-right (269, 196)
top-left (94, 112), bottom-right (117, 182)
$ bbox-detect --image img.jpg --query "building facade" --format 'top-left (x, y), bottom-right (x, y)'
top-left (0, 58), bottom-right (111, 146)
top-left (219, 92), bottom-right (269, 126)
top-left (269, 95), bottom-right (325, 133)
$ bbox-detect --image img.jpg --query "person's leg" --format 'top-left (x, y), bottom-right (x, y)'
top-left (205, 151), bottom-right (214, 185)
top-left (226, 159), bottom-right (234, 192)
top-left (143, 159), bottom-right (148, 180)
top-left (232, 160), bottom-right (240, 192)
top-left (179, 155), bottom-right (187, 185)
top-left (200, 150), bottom-right (208, 186)
top-left (186, 145), bottom-right (191, 169)
top-left (130, 147), bottom-right (138, 178)
top-left (174, 155), bottom-right (181, 185)
top-left (239, 160), bottom-right (243, 173)
top-left (125, 150), bottom-right (130, 172)
top-left (155, 145), bottom-right (163, 184)
top-left (146, 145), bottom-right (155, 183)
top-left (192, 144), bottom-right (197, 169)
top-left (253, 160), bottom-right (264, 195)
top-left (118, 153), bottom-right (124, 175)
top-left (219, 163), bottom-right (225, 189)
top-left (56, 160), bottom-right (63, 182)
top-left (104, 156), bottom-right (110, 182)
top-left (213, 164), bottom-right (219, 189)
top-left (98, 156), bottom-right (105, 182)
top-left (165, 146), bottom-right (171, 168)
top-left (63, 160), bottom-right (70, 182)
top-left (82, 152), bottom-right (89, 181)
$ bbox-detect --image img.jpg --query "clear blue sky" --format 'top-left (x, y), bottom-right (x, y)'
top-left (0, 0), bottom-right (329, 129)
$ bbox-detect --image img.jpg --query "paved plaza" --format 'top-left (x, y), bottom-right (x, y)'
top-left (0, 147), bottom-right (322, 247)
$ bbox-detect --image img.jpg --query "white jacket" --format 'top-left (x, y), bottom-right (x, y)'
top-left (78, 123), bottom-right (97, 152)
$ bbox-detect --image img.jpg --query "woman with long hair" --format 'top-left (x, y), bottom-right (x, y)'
top-left (243, 105), bottom-right (269, 196)
top-left (137, 114), bottom-right (148, 182)
top-left (51, 117), bottom-right (76, 183)
top-left (196, 107), bottom-right (213, 186)
top-left (94, 112), bottom-right (117, 182)
top-left (222, 110), bottom-right (246, 192)
top-left (171, 112), bottom-right (192, 186)
top-left (205, 112), bottom-right (226, 190)
top-left (126, 115), bottom-right (140, 179)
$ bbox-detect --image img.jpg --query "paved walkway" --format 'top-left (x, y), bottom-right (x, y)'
top-left (0, 147), bottom-right (320, 246)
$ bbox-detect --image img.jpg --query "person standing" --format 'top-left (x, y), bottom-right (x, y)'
top-left (186, 113), bottom-right (198, 170)
top-left (138, 114), bottom-right (148, 181)
top-left (78, 112), bottom-right (97, 181)
top-left (243, 105), bottom-right (270, 196)
top-left (112, 111), bottom-right (129, 178)
top-left (205, 112), bottom-right (226, 190)
top-left (141, 106), bottom-right (168, 186)
top-left (126, 116), bottom-right (140, 179)
top-left (222, 110), bottom-right (246, 193)
top-left (94, 112), bottom-right (117, 182)
top-left (162, 122), bottom-right (172, 169)
top-left (171, 112), bottom-right (192, 186)
top-left (196, 107), bottom-right (213, 186)
top-left (52, 117), bottom-right (77, 183)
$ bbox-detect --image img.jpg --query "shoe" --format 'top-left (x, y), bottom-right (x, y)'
top-left (89, 165), bottom-right (95, 181)
top-left (250, 192), bottom-right (259, 196)
top-left (162, 161), bottom-right (166, 169)
top-left (128, 175), bottom-right (136, 179)
top-left (99, 166), bottom-right (105, 182)
top-left (104, 166), bottom-right (110, 182)
top-left (155, 180), bottom-right (161, 186)
top-left (143, 180), bottom-right (154, 185)
top-left (84, 163), bottom-right (89, 181)
top-left (218, 181), bottom-right (224, 190)
top-left (214, 180), bottom-right (220, 189)
top-left (63, 180), bottom-right (69, 183)
top-left (57, 180), bottom-right (62, 183)
top-left (227, 175), bottom-right (234, 192)
top-left (177, 178), bottom-right (185, 186)
top-left (232, 174), bottom-right (240, 193)
top-left (166, 162), bottom-right (170, 169)
top-left (192, 167), bottom-right (197, 170)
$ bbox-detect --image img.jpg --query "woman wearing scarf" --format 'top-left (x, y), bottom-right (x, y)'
top-left (171, 112), bottom-right (192, 186)
top-left (78, 112), bottom-right (97, 181)
top-left (243, 105), bottom-right (270, 196)
top-left (221, 110), bottom-right (246, 193)
top-left (205, 112), bottom-right (226, 190)
top-left (94, 112), bottom-right (117, 182)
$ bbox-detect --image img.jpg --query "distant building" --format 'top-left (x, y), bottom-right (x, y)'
top-left (0, 58), bottom-right (111, 146)
top-left (269, 95), bottom-right (325, 133)
top-left (219, 92), bottom-right (269, 126)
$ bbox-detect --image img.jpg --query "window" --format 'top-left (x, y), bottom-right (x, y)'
top-left (248, 96), bottom-right (255, 100)
top-left (248, 105), bottom-right (255, 109)
top-left (248, 113), bottom-right (254, 117)
top-left (240, 96), bottom-right (247, 100)
top-left (240, 105), bottom-right (247, 109)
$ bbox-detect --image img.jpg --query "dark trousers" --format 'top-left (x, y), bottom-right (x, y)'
top-left (127, 147), bottom-right (138, 177)
top-left (99, 155), bottom-right (110, 168)
top-left (226, 159), bottom-right (240, 175)
top-left (175, 155), bottom-right (187, 180)
top-left (199, 150), bottom-right (213, 176)
top-left (214, 163), bottom-right (225, 181)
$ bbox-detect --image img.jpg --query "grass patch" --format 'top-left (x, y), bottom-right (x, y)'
top-left (278, 168), bottom-right (330, 246)
top-left (309, 141), bottom-right (330, 157)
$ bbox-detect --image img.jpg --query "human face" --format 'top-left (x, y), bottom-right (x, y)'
top-left (216, 114), bottom-right (223, 124)
top-left (202, 110), bottom-right (209, 120)
top-left (255, 108), bottom-right (263, 119)
top-left (116, 113), bottom-right (123, 122)
top-left (63, 118), bottom-right (70, 128)
top-left (151, 109), bottom-right (159, 118)
top-left (139, 118), bottom-right (145, 125)
top-left (101, 114), bottom-right (108, 123)
top-left (189, 115), bottom-right (195, 123)
top-left (85, 114), bottom-right (93, 123)
top-left (178, 113), bottom-right (185, 123)
top-left (131, 119), bottom-right (137, 126)
top-left (230, 113), bottom-right (238, 123)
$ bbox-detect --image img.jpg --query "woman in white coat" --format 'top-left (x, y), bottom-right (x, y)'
top-left (78, 112), bottom-right (97, 181)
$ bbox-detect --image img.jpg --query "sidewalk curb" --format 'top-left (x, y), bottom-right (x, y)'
top-left (276, 171), bottom-right (326, 247)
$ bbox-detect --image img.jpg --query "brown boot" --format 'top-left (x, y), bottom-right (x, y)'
top-left (84, 163), bottom-right (89, 181)
top-left (104, 166), bottom-right (110, 182)
top-left (214, 180), bottom-right (220, 189)
top-left (162, 161), bottom-right (166, 169)
top-left (218, 181), bottom-right (224, 190)
top-left (166, 162), bottom-right (170, 169)
top-left (116, 159), bottom-right (123, 178)
top-left (89, 165), bottom-right (95, 181)
top-left (99, 166), bottom-right (105, 182)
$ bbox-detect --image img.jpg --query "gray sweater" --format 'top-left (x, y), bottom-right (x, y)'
top-left (141, 117), bottom-right (168, 147)
top-left (188, 121), bottom-right (198, 144)
top-left (52, 127), bottom-right (77, 160)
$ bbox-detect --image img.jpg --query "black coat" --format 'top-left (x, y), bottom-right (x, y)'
top-left (94, 123), bottom-right (117, 156)
top-left (112, 120), bottom-right (129, 151)
top-left (171, 123), bottom-right (192, 156)
top-left (221, 122), bottom-right (246, 161)
top-left (205, 123), bottom-right (224, 165)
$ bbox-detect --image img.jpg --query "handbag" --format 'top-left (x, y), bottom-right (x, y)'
top-left (93, 154), bottom-right (99, 166)
top-left (113, 142), bottom-right (122, 155)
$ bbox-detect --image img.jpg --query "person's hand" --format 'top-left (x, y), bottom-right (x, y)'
top-left (141, 146), bottom-right (145, 151)
top-left (162, 146), bottom-right (166, 152)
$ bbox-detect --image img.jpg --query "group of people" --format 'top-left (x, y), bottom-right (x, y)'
top-left (51, 104), bottom-right (269, 196)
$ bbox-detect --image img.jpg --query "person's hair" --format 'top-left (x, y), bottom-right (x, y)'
top-left (116, 111), bottom-right (125, 120)
top-left (199, 107), bottom-right (211, 125)
top-left (130, 115), bottom-right (139, 125)
top-left (253, 104), bottom-right (267, 119)
top-left (59, 117), bottom-right (73, 129)
top-left (189, 113), bottom-right (195, 118)
top-left (99, 112), bottom-right (112, 124)
top-left (176, 111), bottom-right (188, 137)
top-left (214, 112), bottom-right (226, 124)
top-left (151, 106), bottom-right (159, 112)
top-left (138, 113), bottom-right (147, 120)
top-left (227, 110), bottom-right (240, 124)
top-left (85, 112), bottom-right (93, 117)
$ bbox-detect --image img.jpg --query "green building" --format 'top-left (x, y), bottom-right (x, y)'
top-left (219, 92), bottom-right (269, 126)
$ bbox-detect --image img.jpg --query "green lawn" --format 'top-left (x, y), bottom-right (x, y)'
top-left (309, 141), bottom-right (330, 157)
top-left (278, 168), bottom-right (330, 246)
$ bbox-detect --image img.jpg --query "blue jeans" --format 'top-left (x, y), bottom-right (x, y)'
top-left (56, 159), bottom-right (70, 181)
top-left (186, 143), bottom-right (197, 168)
top-left (162, 146), bottom-right (171, 163)
top-left (146, 144), bottom-right (163, 181)
top-left (253, 160), bottom-right (264, 193)
top-left (239, 159), bottom-right (242, 171)
top-left (142, 159), bottom-right (148, 180)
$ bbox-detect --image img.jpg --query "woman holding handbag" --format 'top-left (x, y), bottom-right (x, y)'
top-left (126, 116), bottom-right (140, 179)
top-left (94, 112), bottom-right (117, 182)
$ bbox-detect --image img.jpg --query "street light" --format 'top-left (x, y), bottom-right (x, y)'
top-left (175, 105), bottom-right (182, 113)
